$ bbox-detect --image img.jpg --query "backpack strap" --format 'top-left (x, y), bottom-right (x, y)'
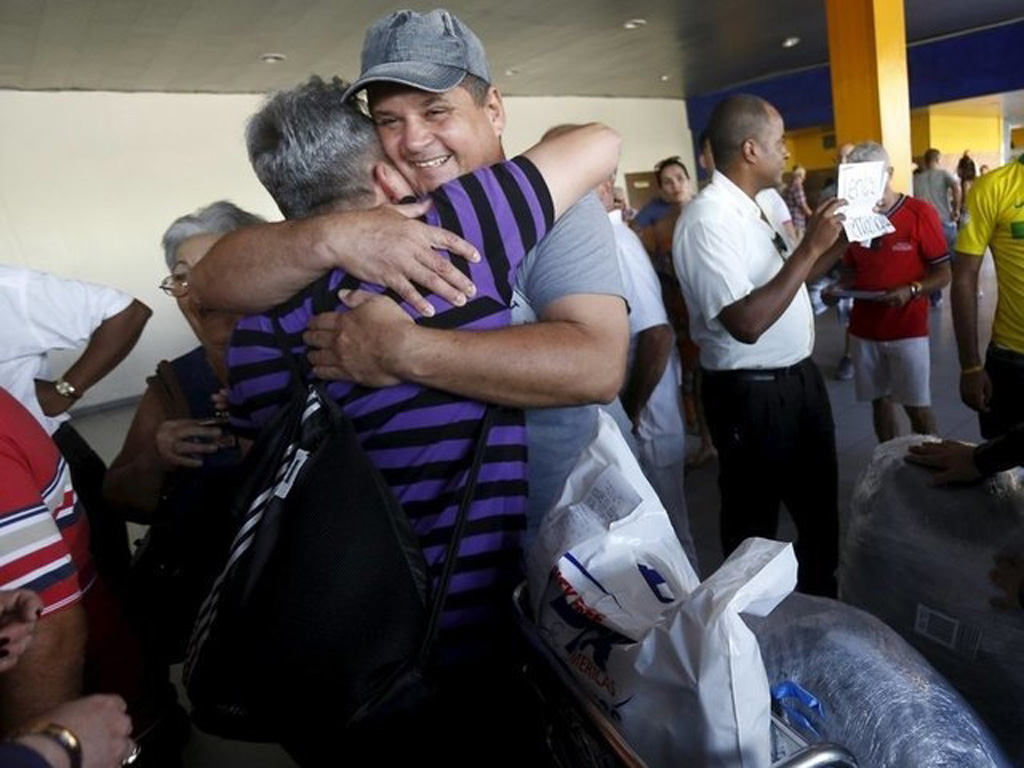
top-left (417, 405), bottom-right (497, 666)
top-left (266, 272), bottom-right (499, 666)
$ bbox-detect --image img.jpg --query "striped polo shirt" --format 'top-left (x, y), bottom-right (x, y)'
top-left (0, 388), bottom-right (94, 615)
top-left (227, 157), bottom-right (553, 661)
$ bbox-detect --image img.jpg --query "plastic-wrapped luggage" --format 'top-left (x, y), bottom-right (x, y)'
top-left (748, 592), bottom-right (1011, 767)
top-left (839, 435), bottom-right (1024, 761)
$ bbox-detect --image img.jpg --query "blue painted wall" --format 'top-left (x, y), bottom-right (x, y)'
top-left (686, 20), bottom-right (1024, 169)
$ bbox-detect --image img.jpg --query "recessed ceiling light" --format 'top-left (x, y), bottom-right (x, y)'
top-left (782, 36), bottom-right (801, 49)
top-left (260, 53), bottom-right (287, 64)
top-left (623, 18), bottom-right (647, 30)
top-left (659, 74), bottom-right (671, 82)
top-left (504, 68), bottom-right (520, 77)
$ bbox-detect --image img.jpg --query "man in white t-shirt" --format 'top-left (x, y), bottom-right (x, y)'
top-left (596, 172), bottom-right (698, 570)
top-left (675, 94), bottom-right (845, 596)
top-left (0, 265), bottom-right (150, 435)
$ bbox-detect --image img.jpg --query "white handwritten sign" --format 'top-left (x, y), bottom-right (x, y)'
top-left (836, 160), bottom-right (895, 244)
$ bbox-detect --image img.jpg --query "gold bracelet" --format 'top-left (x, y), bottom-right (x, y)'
top-left (20, 723), bottom-right (82, 768)
top-left (961, 365), bottom-right (984, 376)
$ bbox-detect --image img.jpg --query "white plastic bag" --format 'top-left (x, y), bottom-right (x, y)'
top-left (526, 410), bottom-right (700, 638)
top-left (528, 412), bottom-right (796, 767)
top-left (535, 519), bottom-right (794, 765)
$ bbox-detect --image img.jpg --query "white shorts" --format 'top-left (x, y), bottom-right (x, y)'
top-left (850, 335), bottom-right (931, 407)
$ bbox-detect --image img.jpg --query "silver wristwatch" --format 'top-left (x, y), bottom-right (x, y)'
top-left (54, 378), bottom-right (81, 400)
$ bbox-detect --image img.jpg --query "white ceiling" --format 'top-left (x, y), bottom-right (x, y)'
top-left (0, 1), bottom-right (1021, 100)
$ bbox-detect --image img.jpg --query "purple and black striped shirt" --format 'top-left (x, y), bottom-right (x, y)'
top-left (227, 157), bottom-right (553, 661)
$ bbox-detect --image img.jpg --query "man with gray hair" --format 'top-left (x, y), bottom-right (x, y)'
top-left (191, 10), bottom-right (628, 553)
top-left (824, 141), bottom-right (951, 442)
top-left (221, 74), bottom-right (620, 762)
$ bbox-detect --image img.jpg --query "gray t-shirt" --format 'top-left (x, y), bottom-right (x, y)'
top-left (913, 168), bottom-right (958, 223)
top-left (511, 192), bottom-right (624, 547)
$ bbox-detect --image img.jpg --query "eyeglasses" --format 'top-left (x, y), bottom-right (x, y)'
top-left (159, 271), bottom-right (189, 297)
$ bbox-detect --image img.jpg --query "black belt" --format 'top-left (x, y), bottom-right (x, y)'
top-left (703, 357), bottom-right (811, 382)
top-left (988, 345), bottom-right (1024, 366)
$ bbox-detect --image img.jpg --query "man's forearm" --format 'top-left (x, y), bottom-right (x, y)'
top-left (190, 205), bottom-right (480, 315)
top-left (621, 326), bottom-right (672, 422)
top-left (920, 263), bottom-right (952, 296)
top-left (805, 239), bottom-right (846, 283)
top-left (190, 219), bottom-right (335, 313)
top-left (62, 300), bottom-right (151, 394)
top-left (974, 425), bottom-right (1024, 476)
top-left (718, 248), bottom-right (817, 344)
top-left (0, 606), bottom-right (85, 731)
top-left (951, 254), bottom-right (982, 368)
top-left (391, 315), bottom-right (628, 408)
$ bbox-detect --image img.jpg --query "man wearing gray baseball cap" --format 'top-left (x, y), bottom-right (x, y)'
top-left (341, 9), bottom-right (491, 100)
top-left (190, 14), bottom-right (626, 756)
top-left (193, 7), bottom-right (627, 546)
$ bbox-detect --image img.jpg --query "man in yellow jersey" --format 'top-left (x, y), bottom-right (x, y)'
top-left (952, 155), bottom-right (1024, 438)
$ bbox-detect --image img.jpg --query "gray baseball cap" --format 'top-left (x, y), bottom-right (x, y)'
top-left (341, 9), bottom-right (491, 103)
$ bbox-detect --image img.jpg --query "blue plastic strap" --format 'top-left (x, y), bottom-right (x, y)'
top-left (771, 680), bottom-right (825, 739)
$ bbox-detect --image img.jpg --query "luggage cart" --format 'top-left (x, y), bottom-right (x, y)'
top-left (512, 583), bottom-right (858, 768)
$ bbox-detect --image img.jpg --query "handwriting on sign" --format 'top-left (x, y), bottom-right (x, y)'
top-left (845, 214), bottom-right (893, 242)
top-left (837, 161), bottom-right (885, 206)
top-left (837, 161), bottom-right (895, 244)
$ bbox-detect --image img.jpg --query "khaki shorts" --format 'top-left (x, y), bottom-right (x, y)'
top-left (850, 335), bottom-right (931, 407)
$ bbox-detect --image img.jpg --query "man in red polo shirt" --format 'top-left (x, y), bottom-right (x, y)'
top-left (826, 141), bottom-right (951, 442)
top-left (0, 388), bottom-right (155, 759)
top-left (0, 387), bottom-right (92, 730)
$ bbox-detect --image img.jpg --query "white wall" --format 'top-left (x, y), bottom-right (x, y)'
top-left (0, 90), bottom-right (690, 409)
top-left (0, 90), bottom-right (276, 410)
top-left (504, 96), bottom-right (694, 191)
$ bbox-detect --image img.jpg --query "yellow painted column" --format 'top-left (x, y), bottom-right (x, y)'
top-left (825, 0), bottom-right (913, 193)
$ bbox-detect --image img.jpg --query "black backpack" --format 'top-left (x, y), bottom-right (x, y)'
top-left (183, 318), bottom-right (494, 748)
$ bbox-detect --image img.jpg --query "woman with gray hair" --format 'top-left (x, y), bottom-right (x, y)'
top-left (105, 200), bottom-right (262, 511)
top-left (101, 201), bottom-right (264, 761)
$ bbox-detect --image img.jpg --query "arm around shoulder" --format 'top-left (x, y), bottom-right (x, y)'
top-left (522, 123), bottom-right (621, 219)
top-left (190, 205), bottom-right (482, 317)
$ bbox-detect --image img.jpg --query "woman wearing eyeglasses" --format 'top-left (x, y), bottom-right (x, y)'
top-left (101, 202), bottom-right (263, 762)
top-left (104, 201), bottom-right (261, 519)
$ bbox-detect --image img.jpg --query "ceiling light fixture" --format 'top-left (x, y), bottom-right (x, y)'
top-left (260, 53), bottom-right (287, 64)
top-left (659, 74), bottom-right (671, 82)
top-left (782, 36), bottom-right (801, 49)
top-left (623, 18), bottom-right (647, 30)
top-left (504, 68), bottom-right (520, 77)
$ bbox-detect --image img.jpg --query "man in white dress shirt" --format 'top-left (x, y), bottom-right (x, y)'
top-left (674, 94), bottom-right (845, 595)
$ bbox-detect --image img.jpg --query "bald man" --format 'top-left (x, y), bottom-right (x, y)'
top-left (674, 94), bottom-right (846, 596)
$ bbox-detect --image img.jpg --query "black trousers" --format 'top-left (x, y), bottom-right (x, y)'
top-left (53, 422), bottom-right (131, 593)
top-left (702, 358), bottom-right (839, 597)
top-left (980, 345), bottom-right (1024, 440)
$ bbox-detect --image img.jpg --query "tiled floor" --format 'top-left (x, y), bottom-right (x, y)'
top-left (70, 257), bottom-right (997, 767)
